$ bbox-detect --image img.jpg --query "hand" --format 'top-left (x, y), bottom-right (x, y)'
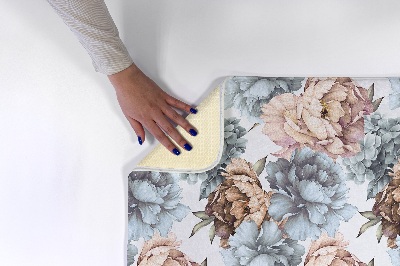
top-left (107, 63), bottom-right (198, 155)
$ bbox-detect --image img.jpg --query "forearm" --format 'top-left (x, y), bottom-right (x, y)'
top-left (47, 0), bottom-right (134, 75)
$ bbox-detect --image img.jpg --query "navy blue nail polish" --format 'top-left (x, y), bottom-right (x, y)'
top-left (189, 129), bottom-right (197, 136)
top-left (138, 136), bottom-right (143, 145)
top-left (184, 143), bottom-right (192, 151)
top-left (190, 108), bottom-right (197, 114)
top-left (172, 148), bottom-right (180, 155)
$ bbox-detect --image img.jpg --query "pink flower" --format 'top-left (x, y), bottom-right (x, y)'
top-left (261, 78), bottom-right (373, 159)
top-left (137, 231), bottom-right (200, 266)
top-left (305, 232), bottom-right (367, 266)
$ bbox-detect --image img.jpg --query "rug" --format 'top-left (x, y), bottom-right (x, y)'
top-left (126, 77), bottom-right (400, 266)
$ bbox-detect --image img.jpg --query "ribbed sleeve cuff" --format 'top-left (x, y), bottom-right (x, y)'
top-left (87, 37), bottom-right (134, 75)
top-left (47, 0), bottom-right (134, 75)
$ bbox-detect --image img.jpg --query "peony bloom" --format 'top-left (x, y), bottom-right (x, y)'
top-left (304, 232), bottom-right (367, 266)
top-left (128, 171), bottom-right (190, 241)
top-left (224, 76), bottom-right (304, 122)
top-left (205, 158), bottom-right (271, 248)
top-left (344, 113), bottom-right (400, 199)
top-left (261, 77), bottom-right (373, 160)
top-left (343, 132), bottom-right (382, 185)
top-left (220, 220), bottom-right (304, 266)
top-left (137, 230), bottom-right (201, 266)
top-left (372, 159), bottom-right (400, 246)
top-left (266, 148), bottom-right (357, 241)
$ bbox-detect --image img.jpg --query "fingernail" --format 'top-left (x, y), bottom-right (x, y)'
top-left (184, 143), bottom-right (192, 151)
top-left (172, 148), bottom-right (180, 156)
top-left (190, 108), bottom-right (197, 114)
top-left (189, 129), bottom-right (197, 136)
top-left (138, 136), bottom-right (143, 145)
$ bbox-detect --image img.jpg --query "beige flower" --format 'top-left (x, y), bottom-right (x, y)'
top-left (205, 158), bottom-right (271, 248)
top-left (373, 159), bottom-right (400, 248)
top-left (305, 232), bottom-right (367, 266)
top-left (261, 77), bottom-right (373, 159)
top-left (137, 230), bottom-right (200, 266)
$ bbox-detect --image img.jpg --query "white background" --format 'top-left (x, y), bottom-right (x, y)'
top-left (1, 0), bottom-right (400, 265)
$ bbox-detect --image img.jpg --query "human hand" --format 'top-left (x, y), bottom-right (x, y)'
top-left (108, 63), bottom-right (198, 156)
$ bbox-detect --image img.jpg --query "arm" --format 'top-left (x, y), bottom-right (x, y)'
top-left (46, 0), bottom-right (133, 75)
top-left (46, 0), bottom-right (199, 155)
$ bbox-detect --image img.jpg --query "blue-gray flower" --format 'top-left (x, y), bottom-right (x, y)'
top-left (388, 236), bottom-right (400, 266)
top-left (222, 117), bottom-right (247, 164)
top-left (128, 171), bottom-right (190, 241)
top-left (127, 242), bottom-right (138, 266)
top-left (343, 133), bottom-right (382, 184)
top-left (224, 76), bottom-right (304, 123)
top-left (220, 220), bottom-right (304, 266)
top-left (389, 77), bottom-right (400, 110)
top-left (266, 147), bottom-right (357, 241)
top-left (343, 113), bottom-right (400, 199)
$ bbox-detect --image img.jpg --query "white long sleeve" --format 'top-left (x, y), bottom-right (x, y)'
top-left (47, 0), bottom-right (134, 75)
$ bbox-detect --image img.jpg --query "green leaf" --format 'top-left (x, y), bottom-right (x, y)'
top-left (253, 156), bottom-right (267, 176)
top-left (189, 218), bottom-right (213, 237)
top-left (200, 258), bottom-right (207, 266)
top-left (376, 223), bottom-right (383, 243)
top-left (372, 97), bottom-right (384, 112)
top-left (209, 223), bottom-right (216, 243)
top-left (368, 83), bottom-right (375, 101)
top-left (192, 211), bottom-right (211, 220)
top-left (199, 173), bottom-right (225, 200)
top-left (357, 219), bottom-right (381, 237)
top-left (359, 211), bottom-right (378, 220)
top-left (368, 258), bottom-right (374, 266)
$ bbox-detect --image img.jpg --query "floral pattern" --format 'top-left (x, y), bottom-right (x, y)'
top-left (173, 117), bottom-right (248, 186)
top-left (388, 236), bottom-right (400, 265)
top-left (261, 77), bottom-right (373, 160)
top-left (135, 230), bottom-right (204, 266)
top-left (369, 159), bottom-right (400, 248)
top-left (127, 77), bottom-right (398, 265)
top-left (224, 76), bottom-right (304, 123)
top-left (220, 220), bottom-right (305, 265)
top-left (128, 171), bottom-right (190, 241)
top-left (304, 232), bottom-right (368, 265)
top-left (266, 147), bottom-right (357, 241)
top-left (205, 158), bottom-right (271, 248)
top-left (389, 77), bottom-right (400, 110)
top-left (344, 113), bottom-right (400, 199)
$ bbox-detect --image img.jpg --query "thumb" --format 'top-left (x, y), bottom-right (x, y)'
top-left (127, 117), bottom-right (145, 145)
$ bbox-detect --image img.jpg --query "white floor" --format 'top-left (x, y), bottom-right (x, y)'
top-left (1, 0), bottom-right (400, 265)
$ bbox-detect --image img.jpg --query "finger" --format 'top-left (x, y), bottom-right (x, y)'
top-left (144, 120), bottom-right (181, 156)
top-left (162, 106), bottom-right (198, 137)
top-left (165, 95), bottom-right (197, 114)
top-left (127, 117), bottom-right (145, 145)
top-left (155, 112), bottom-right (193, 151)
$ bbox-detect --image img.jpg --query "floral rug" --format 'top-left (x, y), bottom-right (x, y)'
top-left (127, 77), bottom-right (400, 266)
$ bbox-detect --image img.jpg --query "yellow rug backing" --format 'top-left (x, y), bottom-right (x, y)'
top-left (135, 85), bottom-right (223, 172)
